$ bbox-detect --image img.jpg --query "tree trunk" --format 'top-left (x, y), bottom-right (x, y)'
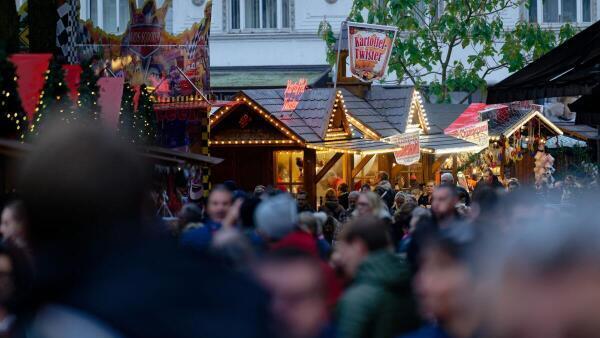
top-left (0, 0), bottom-right (20, 53)
top-left (28, 0), bottom-right (58, 53)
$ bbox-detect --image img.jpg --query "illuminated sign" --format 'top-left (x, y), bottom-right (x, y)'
top-left (282, 78), bottom-right (308, 112)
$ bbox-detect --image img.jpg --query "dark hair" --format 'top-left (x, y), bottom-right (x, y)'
top-left (378, 171), bottom-right (389, 181)
top-left (19, 124), bottom-right (149, 256)
top-left (209, 185), bottom-right (234, 202)
top-left (178, 203), bottom-right (204, 225)
top-left (341, 216), bottom-right (391, 252)
top-left (436, 184), bottom-right (459, 198)
top-left (222, 180), bottom-right (237, 192)
top-left (338, 183), bottom-right (349, 193)
top-left (422, 224), bottom-right (479, 272)
top-left (0, 243), bottom-right (33, 311)
top-left (240, 197), bottom-right (261, 229)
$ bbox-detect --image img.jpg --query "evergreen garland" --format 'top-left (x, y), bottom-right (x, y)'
top-left (29, 57), bottom-right (73, 138)
top-left (118, 82), bottom-right (136, 143)
top-left (0, 51), bottom-right (27, 140)
top-left (77, 60), bottom-right (100, 122)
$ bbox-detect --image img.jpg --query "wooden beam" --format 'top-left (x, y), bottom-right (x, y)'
top-left (342, 153), bottom-right (353, 187)
top-left (315, 153), bottom-right (343, 183)
top-left (352, 154), bottom-right (374, 178)
top-left (303, 148), bottom-right (317, 209)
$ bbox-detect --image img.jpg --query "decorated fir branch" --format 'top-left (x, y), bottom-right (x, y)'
top-left (77, 60), bottom-right (101, 121)
top-left (136, 84), bottom-right (157, 145)
top-left (28, 57), bottom-right (74, 138)
top-left (118, 82), bottom-right (136, 143)
top-left (0, 53), bottom-right (27, 140)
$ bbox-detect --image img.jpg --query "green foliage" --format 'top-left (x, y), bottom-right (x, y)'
top-left (318, 20), bottom-right (338, 65)
top-left (322, 0), bottom-right (578, 103)
top-left (135, 84), bottom-right (157, 145)
top-left (29, 57), bottom-right (74, 138)
top-left (78, 61), bottom-right (101, 122)
top-left (118, 82), bottom-right (136, 143)
top-left (0, 50), bottom-right (26, 140)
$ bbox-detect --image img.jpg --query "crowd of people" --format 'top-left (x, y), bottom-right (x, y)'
top-left (0, 124), bottom-right (599, 338)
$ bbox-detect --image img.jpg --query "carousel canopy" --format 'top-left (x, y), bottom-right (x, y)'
top-left (487, 20), bottom-right (600, 103)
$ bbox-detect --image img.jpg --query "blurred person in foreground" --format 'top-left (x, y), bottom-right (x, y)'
top-left (431, 185), bottom-right (461, 229)
top-left (355, 192), bottom-right (392, 223)
top-left (441, 173), bottom-right (470, 206)
top-left (180, 185), bottom-right (233, 252)
top-left (403, 224), bottom-right (483, 338)
top-left (16, 124), bottom-right (273, 338)
top-left (0, 201), bottom-right (27, 250)
top-left (486, 203), bottom-right (600, 338)
top-left (0, 243), bottom-right (32, 338)
top-left (336, 216), bottom-right (420, 338)
top-left (255, 249), bottom-right (334, 338)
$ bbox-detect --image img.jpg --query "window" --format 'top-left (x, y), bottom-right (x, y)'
top-left (230, 0), bottom-right (292, 31)
top-left (530, 0), bottom-right (594, 23)
top-left (86, 0), bottom-right (173, 34)
top-left (275, 151), bottom-right (303, 193)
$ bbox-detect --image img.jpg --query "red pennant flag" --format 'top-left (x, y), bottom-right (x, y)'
top-left (98, 77), bottom-right (125, 131)
top-left (9, 54), bottom-right (52, 123)
top-left (62, 64), bottom-right (82, 104)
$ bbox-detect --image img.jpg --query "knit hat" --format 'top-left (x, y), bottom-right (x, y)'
top-left (255, 194), bottom-right (298, 241)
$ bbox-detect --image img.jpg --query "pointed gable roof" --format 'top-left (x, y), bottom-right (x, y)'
top-left (242, 88), bottom-right (336, 142)
top-left (341, 86), bottom-right (430, 137)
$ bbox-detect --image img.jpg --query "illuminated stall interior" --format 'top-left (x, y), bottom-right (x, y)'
top-left (426, 103), bottom-right (566, 184)
top-left (209, 86), bottom-right (478, 207)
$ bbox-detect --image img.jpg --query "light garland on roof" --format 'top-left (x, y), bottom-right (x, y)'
top-left (209, 95), bottom-right (304, 145)
top-left (209, 139), bottom-right (295, 145)
top-left (405, 90), bottom-right (430, 133)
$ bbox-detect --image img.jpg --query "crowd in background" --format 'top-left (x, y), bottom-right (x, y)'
top-left (0, 125), bottom-right (598, 338)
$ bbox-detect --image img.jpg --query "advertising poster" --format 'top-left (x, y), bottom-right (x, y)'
top-left (54, 0), bottom-right (211, 97)
top-left (446, 121), bottom-right (489, 148)
top-left (347, 22), bottom-right (397, 82)
top-left (388, 132), bottom-right (420, 165)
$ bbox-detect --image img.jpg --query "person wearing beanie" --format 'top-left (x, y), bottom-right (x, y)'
top-left (255, 194), bottom-right (299, 243)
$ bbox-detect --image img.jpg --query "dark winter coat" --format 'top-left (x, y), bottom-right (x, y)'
top-left (319, 201), bottom-right (347, 223)
top-left (336, 251), bottom-right (420, 338)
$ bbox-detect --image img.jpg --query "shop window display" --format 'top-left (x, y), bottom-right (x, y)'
top-left (275, 151), bottom-right (304, 193)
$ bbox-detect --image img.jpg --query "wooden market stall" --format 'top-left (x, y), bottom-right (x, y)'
top-left (209, 86), bottom-right (479, 207)
top-left (426, 102), bottom-right (566, 185)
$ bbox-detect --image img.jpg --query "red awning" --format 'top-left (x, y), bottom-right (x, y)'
top-left (444, 103), bottom-right (487, 134)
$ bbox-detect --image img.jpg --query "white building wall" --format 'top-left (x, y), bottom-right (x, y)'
top-left (74, 0), bottom-right (598, 84)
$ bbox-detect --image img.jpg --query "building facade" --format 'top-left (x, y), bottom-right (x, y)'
top-left (14, 0), bottom-right (598, 87)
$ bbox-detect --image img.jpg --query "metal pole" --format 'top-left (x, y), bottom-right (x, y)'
top-left (333, 21), bottom-right (345, 89)
top-left (176, 66), bottom-right (209, 102)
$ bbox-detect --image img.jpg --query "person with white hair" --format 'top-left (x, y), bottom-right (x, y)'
top-left (440, 173), bottom-right (455, 185)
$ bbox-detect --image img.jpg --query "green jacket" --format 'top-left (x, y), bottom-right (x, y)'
top-left (336, 250), bottom-right (420, 338)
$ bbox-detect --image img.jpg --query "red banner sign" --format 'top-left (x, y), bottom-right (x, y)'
top-left (446, 121), bottom-right (489, 148)
top-left (388, 132), bottom-right (420, 165)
